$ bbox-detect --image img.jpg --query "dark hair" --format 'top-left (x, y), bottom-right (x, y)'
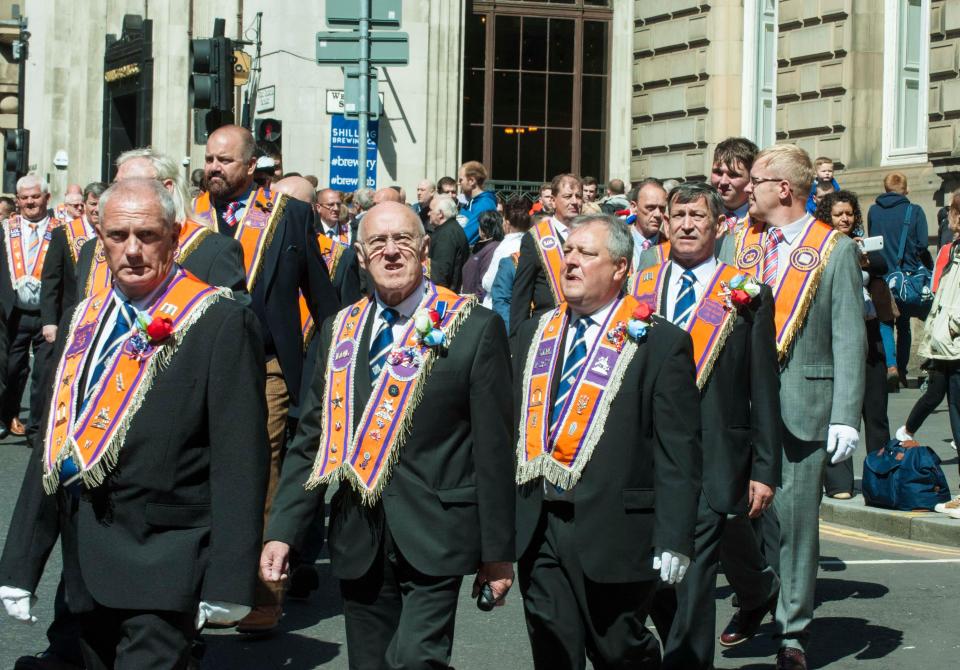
top-left (478, 210), bottom-right (504, 242)
top-left (814, 189), bottom-right (863, 237)
top-left (437, 176), bottom-right (457, 192)
top-left (668, 182), bottom-right (724, 222)
top-left (0, 195), bottom-right (15, 209)
top-left (83, 181), bottom-right (108, 200)
top-left (504, 200), bottom-right (532, 232)
top-left (582, 176), bottom-right (598, 187)
top-left (551, 173), bottom-right (582, 196)
top-left (713, 137), bottom-right (759, 173)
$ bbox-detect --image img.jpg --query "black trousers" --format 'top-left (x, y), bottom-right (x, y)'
top-left (339, 526), bottom-right (463, 670)
top-left (519, 503), bottom-right (661, 670)
top-left (78, 603), bottom-right (195, 670)
top-left (46, 576), bottom-right (84, 665)
top-left (2, 307), bottom-right (52, 445)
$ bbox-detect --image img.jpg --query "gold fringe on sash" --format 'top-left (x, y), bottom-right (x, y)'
top-left (244, 193), bottom-right (287, 292)
top-left (776, 232), bottom-right (840, 362)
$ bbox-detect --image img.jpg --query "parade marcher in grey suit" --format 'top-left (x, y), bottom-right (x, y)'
top-left (719, 144), bottom-right (865, 670)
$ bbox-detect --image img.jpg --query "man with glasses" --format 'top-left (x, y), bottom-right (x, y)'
top-left (720, 144), bottom-right (865, 670)
top-left (261, 201), bottom-right (515, 668)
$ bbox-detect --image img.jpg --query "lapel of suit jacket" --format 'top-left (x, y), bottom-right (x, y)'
top-left (257, 211), bottom-right (288, 297)
top-left (353, 310), bottom-right (376, 429)
top-left (658, 262), bottom-right (673, 317)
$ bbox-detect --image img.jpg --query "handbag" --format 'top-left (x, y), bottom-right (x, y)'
top-left (884, 204), bottom-right (933, 314)
top-left (862, 439), bottom-right (951, 511)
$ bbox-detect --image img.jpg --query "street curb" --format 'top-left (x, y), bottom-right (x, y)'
top-left (820, 496), bottom-right (960, 548)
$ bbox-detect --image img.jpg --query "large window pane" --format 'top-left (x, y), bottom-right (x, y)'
top-left (492, 128), bottom-right (519, 181)
top-left (522, 18), bottom-right (548, 71)
top-left (545, 129), bottom-right (573, 179)
top-left (464, 12), bottom-right (486, 68)
top-left (549, 19), bottom-right (575, 73)
top-left (495, 15), bottom-right (521, 69)
top-left (518, 128), bottom-right (546, 182)
top-left (583, 21), bottom-right (607, 75)
top-left (463, 124), bottom-right (484, 164)
top-left (581, 75), bottom-right (606, 130)
top-left (898, 78), bottom-right (919, 148)
top-left (580, 130), bottom-right (606, 182)
top-left (903, 0), bottom-right (922, 67)
top-left (464, 69), bottom-right (485, 126)
top-left (521, 72), bottom-right (547, 126)
top-left (493, 71), bottom-right (520, 125)
top-left (546, 74), bottom-right (573, 127)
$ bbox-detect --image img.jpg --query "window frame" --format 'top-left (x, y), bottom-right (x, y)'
top-left (881, 0), bottom-right (930, 166)
top-left (740, 0), bottom-right (778, 149)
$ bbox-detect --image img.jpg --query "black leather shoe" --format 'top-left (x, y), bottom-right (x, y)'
top-left (719, 591), bottom-right (778, 647)
top-left (776, 647), bottom-right (807, 670)
top-left (14, 651), bottom-right (83, 670)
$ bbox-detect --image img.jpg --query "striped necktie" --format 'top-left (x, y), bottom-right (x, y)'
top-left (223, 199), bottom-right (244, 226)
top-left (82, 301), bottom-right (137, 411)
top-left (672, 269), bottom-right (698, 328)
top-left (26, 222), bottom-right (40, 269)
top-left (550, 317), bottom-right (593, 436)
top-left (369, 308), bottom-right (399, 383)
top-left (641, 237), bottom-right (653, 251)
top-left (762, 227), bottom-right (785, 286)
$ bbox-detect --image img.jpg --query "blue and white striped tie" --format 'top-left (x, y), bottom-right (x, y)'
top-left (550, 317), bottom-right (592, 435)
top-left (672, 270), bottom-right (698, 328)
top-left (369, 308), bottom-right (399, 383)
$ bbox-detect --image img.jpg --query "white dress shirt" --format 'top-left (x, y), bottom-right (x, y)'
top-left (481, 231), bottom-right (524, 308)
top-left (14, 216), bottom-right (50, 309)
top-left (664, 258), bottom-right (718, 324)
top-left (321, 219), bottom-right (352, 243)
top-left (769, 213), bottom-right (813, 284)
top-left (564, 298), bottom-right (617, 360)
top-left (372, 279), bottom-right (426, 344)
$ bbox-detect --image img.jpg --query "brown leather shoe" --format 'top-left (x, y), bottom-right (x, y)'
top-left (9, 417), bottom-right (26, 436)
top-left (236, 604), bottom-right (282, 635)
top-left (776, 647), bottom-right (807, 670)
top-left (719, 591), bottom-right (778, 647)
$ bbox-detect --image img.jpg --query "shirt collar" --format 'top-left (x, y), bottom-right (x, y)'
top-left (551, 217), bottom-right (569, 237)
top-left (669, 257), bottom-right (717, 286)
top-left (774, 213), bottom-right (813, 245)
top-left (727, 202), bottom-right (750, 220)
top-left (22, 215), bottom-right (49, 229)
top-left (375, 279), bottom-right (426, 321)
top-left (113, 264), bottom-right (179, 311)
top-left (215, 185), bottom-right (255, 209)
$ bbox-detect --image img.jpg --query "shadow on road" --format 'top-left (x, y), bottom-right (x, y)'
top-left (200, 633), bottom-right (341, 669)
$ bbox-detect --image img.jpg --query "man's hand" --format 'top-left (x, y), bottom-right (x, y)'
top-left (472, 561), bottom-right (514, 607)
top-left (826, 424), bottom-right (859, 465)
top-left (747, 480), bottom-right (775, 519)
top-left (0, 586), bottom-right (37, 623)
top-left (41, 325), bottom-right (57, 343)
top-left (260, 540), bottom-right (291, 584)
top-left (653, 549), bottom-right (690, 585)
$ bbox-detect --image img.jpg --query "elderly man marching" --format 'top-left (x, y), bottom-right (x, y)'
top-left (630, 183), bottom-right (782, 669)
top-left (514, 213), bottom-right (702, 668)
top-left (260, 201), bottom-right (516, 668)
top-left (719, 144), bottom-right (866, 670)
top-left (0, 179), bottom-right (269, 668)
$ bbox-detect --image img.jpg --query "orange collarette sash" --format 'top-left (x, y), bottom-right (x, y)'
top-left (192, 189), bottom-right (286, 292)
top-left (733, 217), bottom-right (839, 360)
top-left (529, 218), bottom-right (566, 306)
top-left (64, 218), bottom-right (96, 265)
top-left (43, 269), bottom-right (230, 493)
top-left (629, 261), bottom-right (740, 389)
top-left (82, 218), bottom-right (215, 299)
top-left (306, 282), bottom-right (476, 504)
top-left (516, 295), bottom-right (640, 489)
top-left (299, 232), bottom-right (349, 345)
top-left (4, 216), bottom-right (54, 290)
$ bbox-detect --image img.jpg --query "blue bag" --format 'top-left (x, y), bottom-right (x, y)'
top-left (862, 439), bottom-right (951, 511)
top-left (884, 205), bottom-right (933, 317)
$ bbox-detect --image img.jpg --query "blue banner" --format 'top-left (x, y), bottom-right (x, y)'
top-left (329, 114), bottom-right (378, 190)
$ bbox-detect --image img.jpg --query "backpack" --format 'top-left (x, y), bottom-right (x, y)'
top-left (862, 439), bottom-right (951, 511)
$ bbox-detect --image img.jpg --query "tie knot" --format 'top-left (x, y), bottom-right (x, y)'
top-left (118, 300), bottom-right (137, 325)
top-left (381, 308), bottom-right (399, 326)
top-left (681, 269), bottom-right (697, 286)
top-left (767, 227), bottom-right (785, 245)
top-left (574, 316), bottom-right (593, 333)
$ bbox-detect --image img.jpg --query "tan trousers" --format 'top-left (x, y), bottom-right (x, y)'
top-left (256, 357), bottom-right (289, 608)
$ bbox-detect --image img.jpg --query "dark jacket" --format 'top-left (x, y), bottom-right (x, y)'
top-left (514, 313), bottom-right (702, 582)
top-left (40, 226), bottom-right (82, 328)
top-left (429, 217), bottom-right (470, 293)
top-left (867, 192), bottom-right (932, 273)
top-left (267, 302), bottom-right (516, 580)
top-left (461, 239), bottom-right (500, 298)
top-left (510, 229), bottom-right (564, 337)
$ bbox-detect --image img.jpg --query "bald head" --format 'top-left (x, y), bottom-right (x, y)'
top-left (205, 125), bottom-right (257, 201)
top-left (273, 176), bottom-right (318, 204)
top-left (358, 201), bottom-right (424, 240)
top-left (65, 184), bottom-right (83, 196)
top-left (373, 188), bottom-right (403, 204)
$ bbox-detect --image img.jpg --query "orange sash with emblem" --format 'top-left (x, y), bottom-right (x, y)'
top-left (64, 218), bottom-right (96, 265)
top-left (733, 217), bottom-right (839, 360)
top-left (4, 216), bottom-right (54, 289)
top-left (529, 218), bottom-right (566, 306)
top-left (43, 269), bottom-right (229, 493)
top-left (629, 261), bottom-right (741, 388)
top-left (306, 282), bottom-right (475, 503)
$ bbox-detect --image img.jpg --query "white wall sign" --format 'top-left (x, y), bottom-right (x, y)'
top-left (326, 89), bottom-right (385, 115)
top-left (256, 86), bottom-right (276, 113)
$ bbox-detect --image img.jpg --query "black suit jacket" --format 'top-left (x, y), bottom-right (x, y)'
top-left (429, 217), bottom-right (470, 292)
top-left (656, 268), bottom-right (782, 514)
top-left (510, 230), bottom-right (564, 337)
top-left (40, 226), bottom-right (81, 327)
top-left (267, 301), bottom-right (516, 580)
top-left (0, 296), bottom-right (269, 613)
top-left (514, 312), bottom-right (702, 583)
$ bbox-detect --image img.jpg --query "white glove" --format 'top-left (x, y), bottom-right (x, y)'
top-left (652, 549), bottom-right (690, 585)
top-left (195, 600), bottom-right (251, 630)
top-left (826, 424), bottom-right (859, 465)
top-left (0, 585), bottom-right (37, 624)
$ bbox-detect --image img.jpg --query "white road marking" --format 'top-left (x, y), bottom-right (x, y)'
top-left (820, 558), bottom-right (960, 566)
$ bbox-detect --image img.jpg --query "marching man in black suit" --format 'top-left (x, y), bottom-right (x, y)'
top-left (260, 201), bottom-right (516, 668)
top-left (514, 213), bottom-right (702, 668)
top-left (0, 178), bottom-right (269, 668)
top-left (630, 183), bottom-right (782, 669)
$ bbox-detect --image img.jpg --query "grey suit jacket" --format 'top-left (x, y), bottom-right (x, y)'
top-left (719, 229), bottom-right (866, 442)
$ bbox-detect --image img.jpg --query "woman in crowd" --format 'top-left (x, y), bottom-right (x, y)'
top-left (461, 210), bottom-right (504, 298)
top-left (482, 200), bottom-right (532, 309)
top-left (815, 190), bottom-right (892, 498)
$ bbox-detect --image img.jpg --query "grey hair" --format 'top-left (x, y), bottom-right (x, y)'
top-left (569, 213), bottom-right (634, 265)
top-left (355, 188), bottom-right (375, 211)
top-left (116, 147), bottom-right (189, 222)
top-left (433, 194), bottom-right (459, 219)
top-left (83, 181), bottom-right (108, 201)
top-left (98, 178), bottom-right (177, 230)
top-left (16, 173), bottom-right (49, 194)
top-left (668, 182), bottom-right (724, 222)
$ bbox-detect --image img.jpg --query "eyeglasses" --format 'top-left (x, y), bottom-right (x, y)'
top-left (360, 232), bottom-right (422, 255)
top-left (749, 176), bottom-right (785, 187)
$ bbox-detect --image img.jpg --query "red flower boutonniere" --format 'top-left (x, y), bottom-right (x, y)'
top-left (142, 315), bottom-right (174, 344)
top-left (632, 302), bottom-right (654, 322)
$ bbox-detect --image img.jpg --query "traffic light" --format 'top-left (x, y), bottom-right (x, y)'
top-left (255, 118), bottom-right (282, 149)
top-left (190, 18), bottom-right (234, 142)
top-left (3, 129), bottom-right (29, 194)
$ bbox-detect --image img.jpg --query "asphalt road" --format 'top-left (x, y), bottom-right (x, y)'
top-left (1, 386), bottom-right (959, 669)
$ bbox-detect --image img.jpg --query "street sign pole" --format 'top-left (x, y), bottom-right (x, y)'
top-left (358, 0), bottom-right (369, 188)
